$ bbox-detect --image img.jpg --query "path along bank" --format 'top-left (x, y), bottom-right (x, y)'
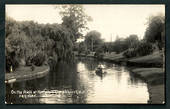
top-left (5, 65), bottom-right (49, 84)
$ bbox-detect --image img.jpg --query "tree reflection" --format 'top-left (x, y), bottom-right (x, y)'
top-left (49, 61), bottom-right (88, 103)
top-left (78, 57), bottom-right (99, 71)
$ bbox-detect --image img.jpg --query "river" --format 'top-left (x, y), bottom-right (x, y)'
top-left (6, 57), bottom-right (149, 104)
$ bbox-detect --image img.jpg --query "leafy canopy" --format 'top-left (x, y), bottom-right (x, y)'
top-left (57, 5), bottom-right (92, 42)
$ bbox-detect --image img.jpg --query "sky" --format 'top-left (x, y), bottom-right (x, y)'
top-left (6, 4), bottom-right (165, 42)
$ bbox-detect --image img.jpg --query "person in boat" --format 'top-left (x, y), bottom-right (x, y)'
top-left (96, 64), bottom-right (104, 73)
top-left (96, 64), bottom-right (107, 74)
top-left (98, 64), bottom-right (105, 69)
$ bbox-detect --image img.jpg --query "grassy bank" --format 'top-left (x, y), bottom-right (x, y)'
top-left (105, 52), bottom-right (165, 104)
top-left (102, 52), bottom-right (124, 61)
top-left (131, 68), bottom-right (164, 85)
top-left (127, 51), bottom-right (163, 67)
top-left (131, 67), bottom-right (164, 104)
top-left (5, 65), bottom-right (49, 83)
top-left (129, 51), bottom-right (163, 64)
top-left (101, 51), bottom-right (163, 67)
top-left (147, 84), bottom-right (165, 104)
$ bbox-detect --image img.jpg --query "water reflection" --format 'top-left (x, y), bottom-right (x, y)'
top-left (6, 57), bottom-right (149, 104)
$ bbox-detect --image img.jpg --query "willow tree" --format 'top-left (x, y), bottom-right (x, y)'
top-left (5, 17), bottom-right (29, 71)
top-left (46, 24), bottom-right (74, 61)
top-left (57, 5), bottom-right (92, 43)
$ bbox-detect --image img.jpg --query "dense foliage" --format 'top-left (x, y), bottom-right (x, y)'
top-left (144, 14), bottom-right (165, 50)
top-left (123, 41), bottom-right (154, 58)
top-left (123, 14), bottom-right (165, 58)
top-left (79, 14), bottom-right (164, 59)
top-left (5, 17), bottom-right (74, 72)
top-left (90, 34), bottom-right (139, 54)
top-left (6, 11), bottom-right (165, 72)
top-left (84, 30), bottom-right (103, 52)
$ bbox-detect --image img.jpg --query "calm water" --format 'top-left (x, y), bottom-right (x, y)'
top-left (6, 57), bottom-right (149, 104)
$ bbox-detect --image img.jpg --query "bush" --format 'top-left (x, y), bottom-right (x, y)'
top-left (136, 42), bottom-right (154, 56)
top-left (26, 51), bottom-right (46, 66)
top-left (123, 41), bottom-right (154, 58)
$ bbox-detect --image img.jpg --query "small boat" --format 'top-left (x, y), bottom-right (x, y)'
top-left (95, 67), bottom-right (107, 76)
top-left (95, 67), bottom-right (103, 75)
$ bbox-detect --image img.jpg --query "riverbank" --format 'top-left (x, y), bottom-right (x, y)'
top-left (104, 52), bottom-right (165, 104)
top-left (5, 65), bottom-right (49, 84)
top-left (104, 53), bottom-right (165, 104)
top-left (76, 51), bottom-right (165, 104)
top-left (127, 51), bottom-right (163, 67)
top-left (130, 68), bottom-right (165, 104)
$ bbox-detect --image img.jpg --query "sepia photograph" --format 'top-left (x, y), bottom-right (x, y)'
top-left (5, 4), bottom-right (165, 104)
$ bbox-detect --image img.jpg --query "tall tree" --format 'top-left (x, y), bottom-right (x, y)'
top-left (57, 5), bottom-right (92, 42)
top-left (84, 30), bottom-right (103, 52)
top-left (144, 14), bottom-right (165, 50)
top-left (125, 34), bottom-right (139, 49)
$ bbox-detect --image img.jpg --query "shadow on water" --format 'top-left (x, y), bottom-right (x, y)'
top-left (6, 57), bottom-right (149, 104)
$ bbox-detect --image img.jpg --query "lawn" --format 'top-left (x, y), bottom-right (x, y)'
top-left (132, 68), bottom-right (163, 77)
top-left (102, 52), bottom-right (124, 61)
top-left (129, 51), bottom-right (163, 64)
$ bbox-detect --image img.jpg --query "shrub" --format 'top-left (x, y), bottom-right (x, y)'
top-left (136, 42), bottom-right (154, 56)
top-left (123, 41), bottom-right (154, 58)
top-left (26, 51), bottom-right (46, 66)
